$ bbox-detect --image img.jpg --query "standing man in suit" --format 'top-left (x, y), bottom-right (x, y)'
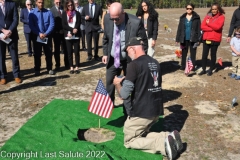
top-left (20, 0), bottom-right (34, 57)
top-left (102, 2), bottom-right (147, 115)
top-left (74, 0), bottom-right (86, 51)
top-left (0, 0), bottom-right (22, 84)
top-left (29, 0), bottom-right (55, 76)
top-left (50, 0), bottom-right (69, 71)
top-left (81, 0), bottom-right (102, 61)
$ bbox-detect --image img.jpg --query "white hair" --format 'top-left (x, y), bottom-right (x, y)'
top-left (74, 0), bottom-right (78, 3)
top-left (25, 0), bottom-right (31, 4)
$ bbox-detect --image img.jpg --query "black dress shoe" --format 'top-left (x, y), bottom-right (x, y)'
top-left (207, 70), bottom-right (213, 76)
top-left (179, 66), bottom-right (185, 70)
top-left (198, 70), bottom-right (206, 75)
top-left (82, 48), bottom-right (87, 51)
top-left (35, 71), bottom-right (40, 76)
top-left (94, 56), bottom-right (101, 61)
top-left (86, 57), bottom-right (92, 61)
top-left (70, 70), bottom-right (74, 74)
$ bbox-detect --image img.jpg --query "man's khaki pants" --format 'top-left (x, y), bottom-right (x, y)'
top-left (123, 116), bottom-right (167, 156)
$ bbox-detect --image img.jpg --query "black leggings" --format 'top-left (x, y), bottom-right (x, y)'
top-left (201, 41), bottom-right (219, 71)
top-left (181, 40), bottom-right (196, 69)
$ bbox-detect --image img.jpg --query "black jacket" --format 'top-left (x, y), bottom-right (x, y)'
top-left (81, 3), bottom-right (102, 32)
top-left (176, 11), bottom-right (201, 43)
top-left (140, 17), bottom-right (158, 40)
top-left (62, 11), bottom-right (81, 37)
top-left (228, 7), bottom-right (240, 37)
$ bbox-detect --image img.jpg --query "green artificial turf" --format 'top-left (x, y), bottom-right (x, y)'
top-left (0, 99), bottom-right (163, 160)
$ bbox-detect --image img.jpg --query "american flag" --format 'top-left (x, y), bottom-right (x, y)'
top-left (184, 57), bottom-right (193, 75)
top-left (88, 79), bottom-right (114, 118)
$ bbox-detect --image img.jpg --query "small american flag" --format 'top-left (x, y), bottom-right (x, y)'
top-left (88, 79), bottom-right (114, 118)
top-left (184, 57), bottom-right (193, 75)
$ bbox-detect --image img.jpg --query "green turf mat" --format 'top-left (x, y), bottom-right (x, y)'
top-left (0, 99), bottom-right (163, 160)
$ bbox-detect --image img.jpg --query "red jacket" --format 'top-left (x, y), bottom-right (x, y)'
top-left (201, 13), bottom-right (225, 42)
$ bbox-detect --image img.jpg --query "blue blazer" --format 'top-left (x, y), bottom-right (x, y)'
top-left (0, 0), bottom-right (19, 40)
top-left (20, 8), bottom-right (31, 33)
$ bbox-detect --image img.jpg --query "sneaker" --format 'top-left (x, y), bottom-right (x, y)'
top-left (170, 130), bottom-right (183, 153)
top-left (165, 135), bottom-right (178, 160)
top-left (235, 76), bottom-right (240, 80)
top-left (207, 70), bottom-right (213, 76)
top-left (48, 70), bottom-right (55, 75)
top-left (231, 74), bottom-right (237, 78)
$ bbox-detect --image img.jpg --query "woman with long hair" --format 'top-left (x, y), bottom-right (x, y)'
top-left (176, 3), bottom-right (201, 72)
top-left (136, 0), bottom-right (158, 57)
top-left (62, 0), bottom-right (81, 74)
top-left (198, 3), bottom-right (225, 76)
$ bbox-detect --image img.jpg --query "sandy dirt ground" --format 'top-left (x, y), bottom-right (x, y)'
top-left (1, 7), bottom-right (240, 160)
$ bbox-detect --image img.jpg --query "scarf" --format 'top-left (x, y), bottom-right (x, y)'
top-left (67, 10), bottom-right (75, 23)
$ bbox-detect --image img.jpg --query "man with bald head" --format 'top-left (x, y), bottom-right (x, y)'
top-left (113, 37), bottom-right (184, 160)
top-left (102, 2), bottom-right (148, 116)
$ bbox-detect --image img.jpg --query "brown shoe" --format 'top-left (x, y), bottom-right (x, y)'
top-left (0, 79), bottom-right (6, 85)
top-left (15, 77), bottom-right (22, 84)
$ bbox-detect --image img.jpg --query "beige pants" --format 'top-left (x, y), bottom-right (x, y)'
top-left (147, 38), bottom-right (155, 57)
top-left (123, 116), bottom-right (167, 156)
top-left (232, 56), bottom-right (240, 76)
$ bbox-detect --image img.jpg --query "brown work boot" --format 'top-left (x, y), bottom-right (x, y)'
top-left (0, 79), bottom-right (6, 85)
top-left (15, 77), bottom-right (22, 84)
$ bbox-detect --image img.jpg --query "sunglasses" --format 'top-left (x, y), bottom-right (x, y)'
top-left (186, 8), bottom-right (193, 10)
top-left (236, 33), bottom-right (240, 35)
top-left (68, 4), bottom-right (73, 7)
top-left (110, 17), bottom-right (120, 21)
top-left (27, 4), bottom-right (32, 5)
top-left (56, 2), bottom-right (61, 3)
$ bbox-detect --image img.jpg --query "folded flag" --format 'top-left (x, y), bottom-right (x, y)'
top-left (88, 79), bottom-right (114, 118)
top-left (185, 57), bottom-right (193, 75)
top-left (218, 58), bottom-right (223, 66)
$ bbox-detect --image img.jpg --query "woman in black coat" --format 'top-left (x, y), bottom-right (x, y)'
top-left (176, 3), bottom-right (201, 71)
top-left (136, 0), bottom-right (158, 57)
top-left (62, 0), bottom-right (81, 74)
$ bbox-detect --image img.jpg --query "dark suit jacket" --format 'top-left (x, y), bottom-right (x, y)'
top-left (81, 3), bottom-right (102, 32)
top-left (50, 6), bottom-right (63, 33)
top-left (62, 11), bottom-right (81, 37)
top-left (103, 13), bottom-right (148, 68)
top-left (20, 8), bottom-right (31, 33)
top-left (0, 0), bottom-right (19, 40)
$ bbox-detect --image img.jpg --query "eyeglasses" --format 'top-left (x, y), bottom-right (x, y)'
top-left (56, 2), bottom-right (61, 3)
top-left (110, 17), bottom-right (120, 22)
top-left (211, 9), bottom-right (217, 10)
top-left (27, 4), bottom-right (32, 5)
top-left (186, 8), bottom-right (193, 10)
top-left (68, 4), bottom-right (73, 7)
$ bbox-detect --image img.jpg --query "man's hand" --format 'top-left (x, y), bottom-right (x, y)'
top-left (85, 15), bottom-right (90, 20)
top-left (102, 55), bottom-right (108, 64)
top-left (227, 37), bottom-right (231, 43)
top-left (113, 76), bottom-right (125, 86)
top-left (39, 33), bottom-right (45, 39)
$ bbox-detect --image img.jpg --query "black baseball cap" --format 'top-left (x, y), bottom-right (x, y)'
top-left (123, 37), bottom-right (144, 52)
